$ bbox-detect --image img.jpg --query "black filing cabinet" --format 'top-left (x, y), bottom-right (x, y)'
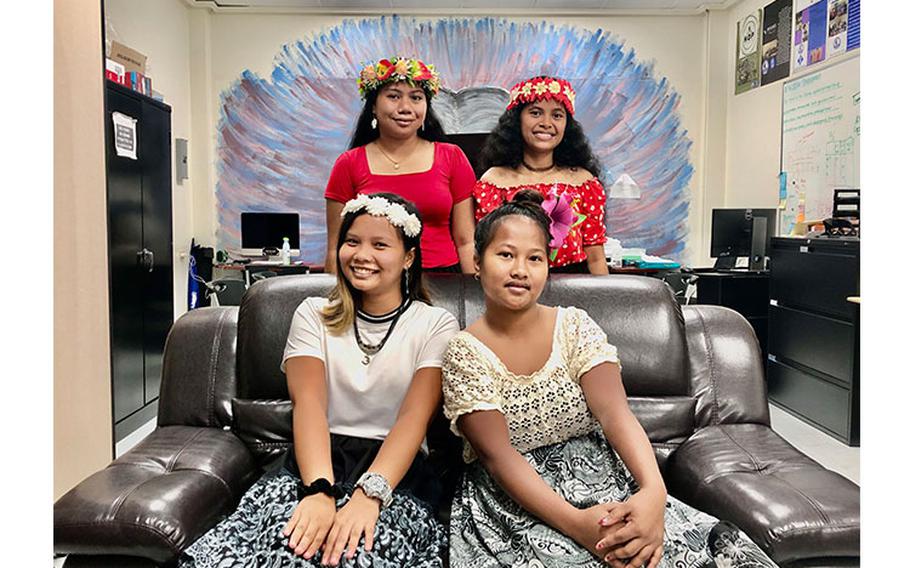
top-left (767, 237), bottom-right (859, 445)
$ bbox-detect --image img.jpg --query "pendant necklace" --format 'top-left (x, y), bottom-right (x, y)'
top-left (374, 143), bottom-right (401, 170)
top-left (353, 298), bottom-right (411, 365)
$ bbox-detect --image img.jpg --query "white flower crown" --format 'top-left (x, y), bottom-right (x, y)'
top-left (340, 194), bottom-right (422, 238)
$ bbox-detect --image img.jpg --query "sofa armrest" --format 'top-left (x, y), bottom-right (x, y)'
top-left (54, 426), bottom-right (258, 565)
top-left (232, 398), bottom-right (293, 468)
top-left (666, 424), bottom-right (859, 565)
top-left (682, 305), bottom-right (771, 428)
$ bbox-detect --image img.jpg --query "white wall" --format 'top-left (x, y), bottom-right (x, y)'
top-left (205, 12), bottom-right (709, 262)
top-left (105, 0), bottom-right (194, 321)
top-left (55, 0), bottom-right (113, 499)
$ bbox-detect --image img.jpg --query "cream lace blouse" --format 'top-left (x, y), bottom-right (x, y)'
top-left (442, 306), bottom-right (621, 462)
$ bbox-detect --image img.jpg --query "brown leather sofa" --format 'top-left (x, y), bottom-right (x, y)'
top-left (54, 274), bottom-right (860, 567)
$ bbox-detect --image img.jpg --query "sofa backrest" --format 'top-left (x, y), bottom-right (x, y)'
top-left (233, 273), bottom-right (696, 467)
top-left (235, 274), bottom-right (467, 399)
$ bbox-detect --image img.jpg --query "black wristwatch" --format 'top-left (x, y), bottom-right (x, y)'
top-left (297, 478), bottom-right (343, 501)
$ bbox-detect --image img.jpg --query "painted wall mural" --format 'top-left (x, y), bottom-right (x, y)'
top-left (216, 16), bottom-right (693, 264)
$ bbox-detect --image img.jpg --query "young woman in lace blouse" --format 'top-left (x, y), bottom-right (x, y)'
top-left (473, 76), bottom-right (609, 274)
top-left (441, 190), bottom-right (778, 568)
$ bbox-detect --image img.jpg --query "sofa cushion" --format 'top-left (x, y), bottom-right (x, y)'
top-left (232, 398), bottom-right (293, 467)
top-left (538, 275), bottom-right (690, 397)
top-left (237, 274), bottom-right (336, 399)
top-left (54, 426), bottom-right (257, 564)
top-left (158, 307), bottom-right (239, 428)
top-left (627, 396), bottom-right (695, 471)
top-left (666, 423), bottom-right (859, 565)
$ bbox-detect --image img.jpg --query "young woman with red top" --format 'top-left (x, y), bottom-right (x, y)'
top-left (474, 76), bottom-right (610, 274)
top-left (324, 57), bottom-right (476, 274)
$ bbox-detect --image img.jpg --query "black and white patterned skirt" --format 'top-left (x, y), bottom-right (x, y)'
top-left (178, 435), bottom-right (447, 568)
top-left (448, 431), bottom-right (779, 568)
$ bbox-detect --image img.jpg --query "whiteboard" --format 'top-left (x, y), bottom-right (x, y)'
top-left (780, 55), bottom-right (860, 233)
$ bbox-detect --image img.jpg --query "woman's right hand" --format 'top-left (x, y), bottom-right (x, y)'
top-left (567, 503), bottom-right (626, 566)
top-left (282, 493), bottom-right (337, 559)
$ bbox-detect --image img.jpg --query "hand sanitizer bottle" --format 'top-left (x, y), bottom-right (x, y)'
top-left (281, 237), bottom-right (291, 266)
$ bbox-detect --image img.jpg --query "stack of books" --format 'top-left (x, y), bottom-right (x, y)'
top-left (105, 58), bottom-right (153, 96)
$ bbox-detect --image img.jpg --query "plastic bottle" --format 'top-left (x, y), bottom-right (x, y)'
top-left (281, 237), bottom-right (291, 266)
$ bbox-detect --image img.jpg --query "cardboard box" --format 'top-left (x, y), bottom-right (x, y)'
top-left (110, 41), bottom-right (146, 74)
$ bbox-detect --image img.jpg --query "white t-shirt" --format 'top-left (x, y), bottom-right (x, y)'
top-left (282, 297), bottom-right (459, 452)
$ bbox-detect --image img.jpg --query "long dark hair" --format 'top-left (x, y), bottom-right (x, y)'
top-left (322, 193), bottom-right (430, 332)
top-left (479, 82), bottom-right (601, 177)
top-left (474, 189), bottom-right (552, 259)
top-left (348, 86), bottom-right (449, 149)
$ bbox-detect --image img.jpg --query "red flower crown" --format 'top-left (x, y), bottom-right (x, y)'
top-left (357, 57), bottom-right (441, 99)
top-left (506, 77), bottom-right (577, 116)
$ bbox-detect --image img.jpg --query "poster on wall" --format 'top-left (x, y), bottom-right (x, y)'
top-left (761, 0), bottom-right (792, 86)
top-left (846, 0), bottom-right (860, 50)
top-left (793, 0), bottom-right (828, 71)
top-left (827, 0), bottom-right (849, 58)
top-left (735, 10), bottom-right (762, 94)
top-left (112, 111), bottom-right (138, 160)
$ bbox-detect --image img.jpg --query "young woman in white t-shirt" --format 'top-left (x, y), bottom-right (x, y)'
top-left (178, 193), bottom-right (459, 568)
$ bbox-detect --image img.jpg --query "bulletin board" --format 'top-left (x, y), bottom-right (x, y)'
top-left (780, 55), bottom-right (860, 234)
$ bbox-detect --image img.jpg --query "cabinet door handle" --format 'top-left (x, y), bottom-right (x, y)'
top-left (136, 248), bottom-right (154, 272)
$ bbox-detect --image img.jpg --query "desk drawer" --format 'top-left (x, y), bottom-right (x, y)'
top-left (767, 359), bottom-right (850, 440)
top-left (769, 305), bottom-right (855, 385)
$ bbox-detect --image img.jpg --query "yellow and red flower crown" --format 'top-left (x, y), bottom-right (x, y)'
top-left (506, 77), bottom-right (577, 116)
top-left (357, 57), bottom-right (441, 99)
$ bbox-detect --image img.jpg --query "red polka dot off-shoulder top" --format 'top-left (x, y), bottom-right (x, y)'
top-left (473, 178), bottom-right (607, 268)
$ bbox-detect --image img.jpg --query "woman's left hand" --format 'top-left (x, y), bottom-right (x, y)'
top-left (595, 487), bottom-right (666, 568)
top-left (321, 489), bottom-right (381, 566)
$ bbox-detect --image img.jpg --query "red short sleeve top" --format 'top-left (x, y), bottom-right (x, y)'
top-left (325, 143), bottom-right (475, 269)
top-left (473, 178), bottom-right (607, 268)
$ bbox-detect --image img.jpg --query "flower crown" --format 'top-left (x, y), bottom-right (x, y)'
top-left (506, 77), bottom-right (577, 116)
top-left (341, 194), bottom-right (422, 238)
top-left (357, 57), bottom-right (441, 99)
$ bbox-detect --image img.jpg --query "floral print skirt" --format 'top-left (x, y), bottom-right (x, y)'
top-left (448, 431), bottom-right (779, 568)
top-left (178, 433), bottom-right (447, 568)
top-left (178, 468), bottom-right (446, 568)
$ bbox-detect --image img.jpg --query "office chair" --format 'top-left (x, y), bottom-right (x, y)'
top-left (204, 278), bottom-right (247, 306)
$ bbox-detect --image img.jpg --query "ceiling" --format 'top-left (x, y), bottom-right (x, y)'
top-left (191, 0), bottom-right (739, 14)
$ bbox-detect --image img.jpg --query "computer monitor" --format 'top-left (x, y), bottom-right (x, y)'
top-left (240, 212), bottom-right (300, 257)
top-left (710, 208), bottom-right (777, 269)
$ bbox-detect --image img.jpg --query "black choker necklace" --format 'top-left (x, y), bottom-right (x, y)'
top-left (522, 160), bottom-right (556, 172)
top-left (353, 298), bottom-right (411, 365)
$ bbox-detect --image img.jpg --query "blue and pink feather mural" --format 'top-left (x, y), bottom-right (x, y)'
top-left (216, 16), bottom-right (693, 264)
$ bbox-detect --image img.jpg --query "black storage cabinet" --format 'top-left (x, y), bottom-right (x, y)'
top-left (767, 237), bottom-right (859, 445)
top-left (694, 271), bottom-right (770, 362)
top-left (104, 80), bottom-right (173, 443)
